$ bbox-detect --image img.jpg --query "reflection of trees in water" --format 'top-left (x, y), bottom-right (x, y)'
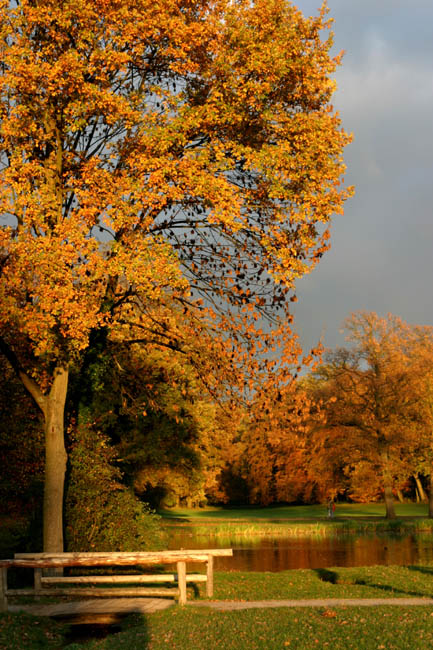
top-left (167, 530), bottom-right (433, 571)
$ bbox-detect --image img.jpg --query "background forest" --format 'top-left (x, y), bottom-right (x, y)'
top-left (3, 308), bottom-right (433, 554)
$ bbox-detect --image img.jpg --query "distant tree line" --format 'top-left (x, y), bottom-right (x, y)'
top-left (3, 310), bottom-right (433, 552)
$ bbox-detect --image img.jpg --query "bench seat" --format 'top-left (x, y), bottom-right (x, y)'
top-left (0, 548), bottom-right (233, 609)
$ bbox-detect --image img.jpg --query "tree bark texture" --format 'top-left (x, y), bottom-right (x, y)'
top-left (383, 485), bottom-right (396, 519)
top-left (43, 367), bottom-right (69, 552)
top-left (380, 448), bottom-right (396, 519)
top-left (414, 474), bottom-right (427, 502)
top-left (429, 472), bottom-right (433, 518)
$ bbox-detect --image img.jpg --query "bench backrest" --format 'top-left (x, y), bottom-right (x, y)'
top-left (2, 548), bottom-right (232, 569)
top-left (15, 549), bottom-right (232, 559)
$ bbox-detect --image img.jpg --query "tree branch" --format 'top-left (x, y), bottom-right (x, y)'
top-left (0, 336), bottom-right (47, 417)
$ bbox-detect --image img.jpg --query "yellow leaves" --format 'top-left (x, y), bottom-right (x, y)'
top-left (321, 609), bottom-right (337, 618)
top-left (0, 0), bottom-right (352, 411)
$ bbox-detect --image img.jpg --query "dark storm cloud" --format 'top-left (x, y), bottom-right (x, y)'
top-left (293, 0), bottom-right (433, 353)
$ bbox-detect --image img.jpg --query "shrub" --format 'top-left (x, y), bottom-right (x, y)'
top-left (65, 425), bottom-right (166, 551)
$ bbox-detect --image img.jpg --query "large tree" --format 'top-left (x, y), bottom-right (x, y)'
top-left (312, 312), bottom-right (432, 518)
top-left (0, 0), bottom-right (352, 550)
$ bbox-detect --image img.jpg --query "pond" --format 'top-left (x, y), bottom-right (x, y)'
top-left (166, 528), bottom-right (433, 571)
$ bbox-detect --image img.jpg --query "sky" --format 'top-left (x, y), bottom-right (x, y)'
top-left (292, 0), bottom-right (433, 354)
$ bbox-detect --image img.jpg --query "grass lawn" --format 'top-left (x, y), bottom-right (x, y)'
top-left (65, 606), bottom-right (433, 649)
top-left (0, 611), bottom-right (66, 649)
top-left (5, 604), bottom-right (433, 649)
top-left (3, 565), bottom-right (433, 648)
top-left (213, 565), bottom-right (433, 600)
top-left (159, 502), bottom-right (430, 521)
top-left (159, 503), bottom-right (433, 539)
top-left (3, 508), bottom-right (433, 647)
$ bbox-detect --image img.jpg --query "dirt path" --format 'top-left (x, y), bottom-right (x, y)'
top-left (9, 596), bottom-right (433, 618)
top-left (8, 597), bottom-right (175, 617)
top-left (190, 597), bottom-right (433, 610)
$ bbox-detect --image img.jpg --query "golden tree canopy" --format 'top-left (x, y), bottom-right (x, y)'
top-left (0, 0), bottom-right (352, 379)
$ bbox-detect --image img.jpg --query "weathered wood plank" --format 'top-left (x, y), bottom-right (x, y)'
top-left (6, 587), bottom-right (179, 598)
top-left (1, 554), bottom-right (213, 568)
top-left (40, 574), bottom-right (207, 584)
top-left (34, 568), bottom-right (42, 595)
top-left (15, 549), bottom-right (233, 559)
top-left (206, 555), bottom-right (214, 598)
top-left (2, 549), bottom-right (232, 606)
top-left (5, 589), bottom-right (38, 596)
top-left (0, 567), bottom-right (7, 612)
top-left (177, 561), bottom-right (187, 606)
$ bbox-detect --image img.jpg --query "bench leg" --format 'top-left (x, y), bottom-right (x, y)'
top-left (177, 561), bottom-right (187, 605)
top-left (34, 568), bottom-right (42, 600)
top-left (206, 555), bottom-right (214, 598)
top-left (0, 567), bottom-right (7, 612)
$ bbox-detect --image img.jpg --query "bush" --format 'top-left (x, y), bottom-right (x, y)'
top-left (65, 425), bottom-right (166, 551)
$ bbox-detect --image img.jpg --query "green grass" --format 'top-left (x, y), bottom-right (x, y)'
top-left (0, 611), bottom-right (66, 649)
top-left (211, 565), bottom-right (433, 600)
top-left (164, 518), bottom-right (433, 540)
top-left (5, 565), bottom-right (433, 648)
top-left (159, 502), bottom-right (430, 521)
top-left (160, 503), bottom-right (433, 540)
top-left (6, 606), bottom-right (433, 650)
top-left (63, 606), bottom-right (433, 649)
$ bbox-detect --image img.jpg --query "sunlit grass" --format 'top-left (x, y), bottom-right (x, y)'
top-left (164, 519), bottom-right (433, 540)
top-left (160, 503), bottom-right (433, 540)
top-left (114, 607), bottom-right (433, 650)
top-left (159, 502), bottom-right (430, 522)
top-left (5, 565), bottom-right (433, 648)
top-left (210, 564), bottom-right (433, 601)
top-left (7, 606), bottom-right (433, 650)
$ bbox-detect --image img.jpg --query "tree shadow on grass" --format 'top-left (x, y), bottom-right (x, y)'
top-left (407, 565), bottom-right (433, 578)
top-left (62, 612), bottom-right (151, 648)
top-left (314, 568), bottom-right (338, 584)
top-left (351, 581), bottom-right (427, 597)
top-left (314, 567), bottom-right (430, 599)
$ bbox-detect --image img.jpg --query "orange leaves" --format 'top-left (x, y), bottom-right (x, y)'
top-left (0, 0), bottom-right (352, 412)
top-left (303, 311), bottom-right (433, 504)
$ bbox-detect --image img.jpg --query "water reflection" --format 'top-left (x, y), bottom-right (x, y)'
top-left (166, 529), bottom-right (433, 571)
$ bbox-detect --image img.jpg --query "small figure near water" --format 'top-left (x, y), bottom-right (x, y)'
top-left (327, 499), bottom-right (336, 518)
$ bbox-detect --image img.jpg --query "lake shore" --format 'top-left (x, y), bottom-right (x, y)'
top-left (159, 502), bottom-right (433, 539)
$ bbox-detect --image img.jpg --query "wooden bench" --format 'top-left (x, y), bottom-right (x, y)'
top-left (0, 549), bottom-right (233, 610)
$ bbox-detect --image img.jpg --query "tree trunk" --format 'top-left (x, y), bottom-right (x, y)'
top-left (383, 485), bottom-right (396, 519)
top-left (0, 340), bottom-right (69, 552)
top-left (43, 367), bottom-right (69, 552)
top-left (429, 472), bottom-right (433, 518)
top-left (396, 489), bottom-right (404, 503)
top-left (414, 474), bottom-right (427, 502)
top-left (380, 448), bottom-right (396, 519)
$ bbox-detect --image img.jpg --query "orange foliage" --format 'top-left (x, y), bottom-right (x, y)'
top-left (0, 0), bottom-right (351, 378)
top-left (0, 0), bottom-right (352, 545)
top-left (309, 312), bottom-right (433, 513)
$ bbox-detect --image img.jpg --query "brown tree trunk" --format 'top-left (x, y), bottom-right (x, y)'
top-left (414, 474), bottom-right (427, 502)
top-left (396, 489), bottom-right (404, 503)
top-left (383, 484), bottom-right (396, 519)
top-left (43, 367), bottom-right (69, 552)
top-left (0, 340), bottom-right (69, 552)
top-left (380, 449), bottom-right (396, 519)
top-left (429, 472), bottom-right (433, 518)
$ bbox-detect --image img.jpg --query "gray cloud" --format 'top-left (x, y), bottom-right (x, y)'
top-left (293, 0), bottom-right (433, 354)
